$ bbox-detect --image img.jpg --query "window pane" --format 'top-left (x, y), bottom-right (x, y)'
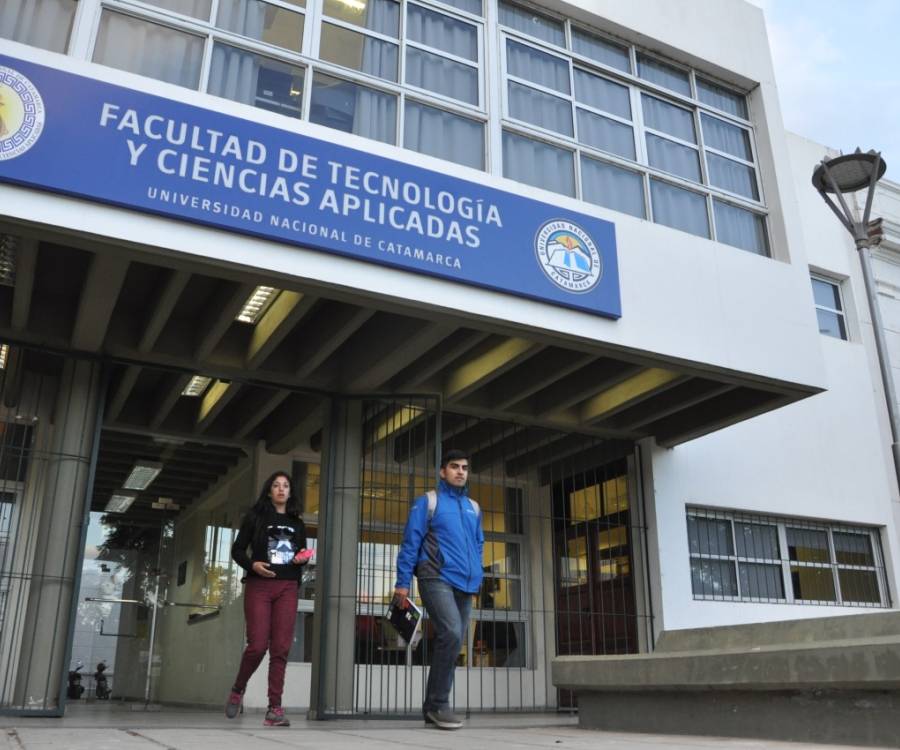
top-left (473, 620), bottom-right (524, 667)
top-left (838, 569), bottom-right (880, 604)
top-left (714, 201), bottom-right (768, 255)
top-left (691, 559), bottom-right (737, 597)
top-left (833, 532), bottom-right (874, 566)
top-left (572, 28), bottom-right (630, 72)
top-left (816, 309), bottom-right (847, 340)
top-left (811, 277), bottom-right (842, 310)
top-left (437, 0), bottom-right (481, 14)
top-left (508, 82), bottom-right (573, 137)
top-left (322, 0), bottom-right (399, 37)
top-left (404, 101), bottom-right (483, 169)
top-left (642, 95), bottom-right (695, 142)
top-left (310, 73), bottom-right (397, 144)
top-left (687, 516), bottom-right (733, 556)
top-left (319, 22), bottom-right (398, 81)
top-left (738, 562), bottom-right (784, 599)
top-left (1, 0), bottom-right (77, 52)
top-left (217, 0), bottom-right (304, 52)
top-left (734, 522), bottom-right (779, 559)
top-left (499, 1), bottom-right (564, 47)
top-left (406, 48), bottom-right (477, 104)
top-left (647, 134), bottom-right (700, 182)
top-left (577, 110), bottom-right (634, 160)
top-left (701, 113), bottom-right (752, 160)
top-left (93, 12), bottom-right (204, 89)
top-left (707, 153), bottom-right (759, 200)
top-left (637, 53), bottom-right (691, 96)
top-left (208, 43), bottom-right (304, 118)
top-left (574, 70), bottom-right (630, 119)
top-left (787, 527), bottom-right (831, 563)
top-left (407, 3), bottom-right (477, 61)
top-left (697, 77), bottom-right (748, 118)
top-left (791, 565), bottom-right (836, 601)
top-left (142, 0), bottom-right (214, 19)
top-left (583, 159), bottom-right (645, 218)
top-left (651, 179), bottom-right (710, 238)
top-left (503, 131), bottom-right (575, 197)
top-left (507, 40), bottom-right (569, 94)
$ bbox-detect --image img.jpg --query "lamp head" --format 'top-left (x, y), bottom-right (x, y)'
top-left (812, 149), bottom-right (886, 194)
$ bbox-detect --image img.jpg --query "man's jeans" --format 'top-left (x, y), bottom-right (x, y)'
top-left (418, 577), bottom-right (472, 713)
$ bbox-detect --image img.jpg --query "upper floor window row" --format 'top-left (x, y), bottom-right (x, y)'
top-left (497, 1), bottom-right (765, 255)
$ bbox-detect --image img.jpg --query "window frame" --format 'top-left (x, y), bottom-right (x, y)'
top-left (687, 508), bottom-right (889, 608)
top-left (810, 273), bottom-right (849, 341)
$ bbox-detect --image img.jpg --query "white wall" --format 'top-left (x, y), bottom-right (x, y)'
top-left (646, 133), bottom-right (900, 632)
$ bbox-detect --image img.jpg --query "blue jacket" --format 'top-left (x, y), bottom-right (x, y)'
top-left (395, 479), bottom-right (484, 594)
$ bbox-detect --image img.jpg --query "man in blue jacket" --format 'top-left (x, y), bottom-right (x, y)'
top-left (394, 449), bottom-right (483, 730)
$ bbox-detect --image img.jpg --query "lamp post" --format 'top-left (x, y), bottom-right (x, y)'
top-left (812, 150), bottom-right (899, 489)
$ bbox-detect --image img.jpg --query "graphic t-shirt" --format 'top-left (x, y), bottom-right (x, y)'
top-left (267, 523), bottom-right (299, 565)
top-left (231, 509), bottom-right (308, 581)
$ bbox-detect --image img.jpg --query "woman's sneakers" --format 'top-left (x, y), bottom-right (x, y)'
top-left (264, 706), bottom-right (290, 727)
top-left (224, 690), bottom-right (242, 719)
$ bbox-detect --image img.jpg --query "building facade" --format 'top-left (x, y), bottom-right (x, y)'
top-left (0, 0), bottom-right (897, 717)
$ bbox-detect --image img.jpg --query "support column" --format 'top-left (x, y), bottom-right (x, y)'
top-left (309, 398), bottom-right (362, 717)
top-left (15, 358), bottom-right (103, 710)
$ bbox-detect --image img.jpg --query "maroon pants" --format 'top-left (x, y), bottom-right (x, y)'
top-left (233, 577), bottom-right (298, 707)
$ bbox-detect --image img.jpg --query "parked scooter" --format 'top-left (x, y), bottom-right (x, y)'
top-left (93, 662), bottom-right (110, 700)
top-left (66, 662), bottom-right (84, 700)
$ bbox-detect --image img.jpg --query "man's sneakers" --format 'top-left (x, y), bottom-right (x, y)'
top-left (224, 690), bottom-right (242, 719)
top-left (264, 705), bottom-right (290, 727)
top-left (424, 708), bottom-right (463, 730)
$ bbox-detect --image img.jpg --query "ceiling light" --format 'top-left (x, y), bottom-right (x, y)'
top-left (182, 375), bottom-right (212, 397)
top-left (236, 286), bottom-right (278, 324)
top-left (105, 491), bottom-right (137, 513)
top-left (0, 344), bottom-right (8, 370)
top-left (122, 460), bottom-right (163, 490)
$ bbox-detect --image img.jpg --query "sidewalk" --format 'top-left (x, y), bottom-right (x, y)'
top-left (0, 706), bottom-right (873, 750)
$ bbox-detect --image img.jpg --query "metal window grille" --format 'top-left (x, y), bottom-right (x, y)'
top-left (686, 507), bottom-right (890, 608)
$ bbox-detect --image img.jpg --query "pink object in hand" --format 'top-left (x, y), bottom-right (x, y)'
top-left (293, 549), bottom-right (314, 564)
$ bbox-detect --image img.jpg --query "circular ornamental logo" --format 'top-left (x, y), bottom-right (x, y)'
top-left (534, 219), bottom-right (602, 294)
top-left (0, 66), bottom-right (45, 161)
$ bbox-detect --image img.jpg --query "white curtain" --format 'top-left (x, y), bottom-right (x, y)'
top-left (574, 70), bottom-right (630, 119)
top-left (405, 47), bottom-right (477, 104)
top-left (707, 153), bottom-right (757, 199)
top-left (701, 114), bottom-right (750, 159)
top-left (0, 0), bottom-right (77, 53)
top-left (145, 0), bottom-right (212, 21)
top-left (650, 179), bottom-right (709, 238)
top-left (646, 134), bottom-right (700, 182)
top-left (582, 157), bottom-right (644, 218)
top-left (509, 82), bottom-right (572, 137)
top-left (94, 11), bottom-right (204, 88)
top-left (217, 0), bottom-right (267, 42)
top-left (208, 45), bottom-right (259, 106)
top-left (507, 40), bottom-right (569, 93)
top-left (503, 131), bottom-right (574, 197)
top-left (577, 109), bottom-right (634, 160)
top-left (714, 200), bottom-right (766, 254)
top-left (404, 101), bottom-right (483, 169)
top-left (498, 1), bottom-right (564, 47)
top-left (407, 4), bottom-right (476, 61)
top-left (642, 95), bottom-right (695, 142)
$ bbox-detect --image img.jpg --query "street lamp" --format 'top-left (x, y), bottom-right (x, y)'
top-left (811, 149), bottom-right (898, 488)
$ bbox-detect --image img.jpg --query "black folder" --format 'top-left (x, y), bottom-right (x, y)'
top-left (384, 597), bottom-right (423, 648)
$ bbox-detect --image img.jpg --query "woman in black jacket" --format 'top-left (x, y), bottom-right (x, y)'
top-left (225, 471), bottom-right (312, 726)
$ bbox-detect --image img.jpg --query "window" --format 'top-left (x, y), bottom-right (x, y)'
top-left (0, 0), bottom-right (78, 53)
top-left (687, 508), bottom-right (888, 607)
top-left (811, 275), bottom-right (848, 340)
top-left (499, 1), bottom-right (766, 253)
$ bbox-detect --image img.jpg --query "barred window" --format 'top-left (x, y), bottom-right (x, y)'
top-left (687, 508), bottom-right (889, 607)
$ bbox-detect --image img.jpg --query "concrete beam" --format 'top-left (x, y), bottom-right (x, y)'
top-left (295, 305), bottom-right (375, 379)
top-left (139, 270), bottom-right (190, 352)
top-left (579, 368), bottom-right (684, 424)
top-left (71, 253), bottom-right (130, 351)
top-left (11, 237), bottom-right (37, 332)
top-left (266, 397), bottom-right (327, 454)
top-left (391, 330), bottom-right (490, 391)
top-left (196, 380), bottom-right (241, 433)
top-left (444, 338), bottom-right (542, 402)
top-left (106, 365), bottom-right (141, 422)
top-left (194, 281), bottom-right (255, 361)
top-left (246, 291), bottom-right (317, 369)
top-left (149, 372), bottom-right (193, 430)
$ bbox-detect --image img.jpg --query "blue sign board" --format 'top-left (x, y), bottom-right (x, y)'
top-left (0, 55), bottom-right (620, 318)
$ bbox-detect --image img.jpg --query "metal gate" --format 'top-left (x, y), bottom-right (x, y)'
top-left (0, 347), bottom-right (104, 715)
top-left (314, 397), bottom-right (649, 717)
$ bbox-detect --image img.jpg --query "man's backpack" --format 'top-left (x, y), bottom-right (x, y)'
top-left (425, 489), bottom-right (480, 520)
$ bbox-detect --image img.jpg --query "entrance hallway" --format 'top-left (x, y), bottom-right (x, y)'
top-left (0, 706), bottom-right (872, 750)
